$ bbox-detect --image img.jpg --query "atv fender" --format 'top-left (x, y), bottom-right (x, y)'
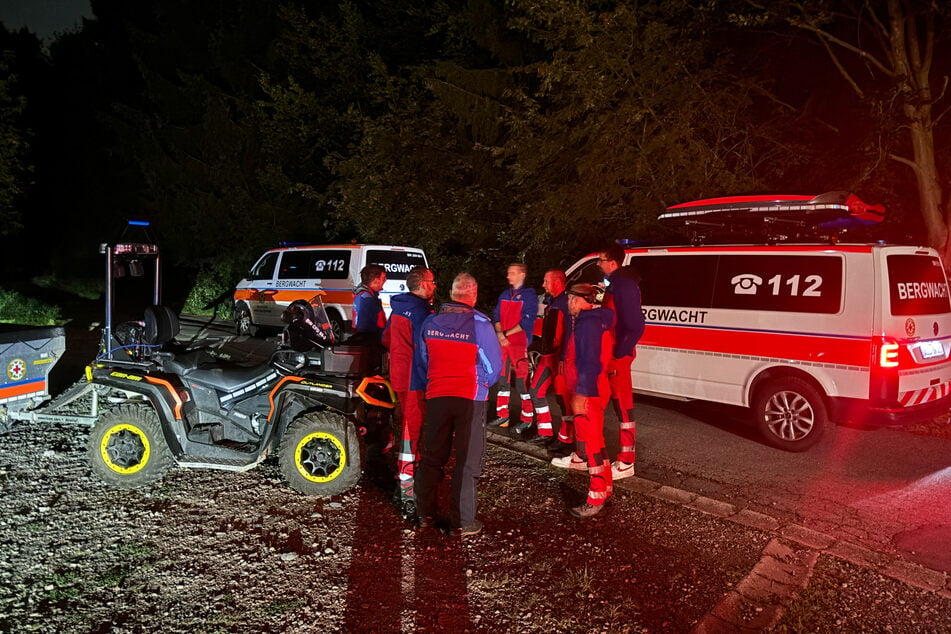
top-left (89, 369), bottom-right (188, 455)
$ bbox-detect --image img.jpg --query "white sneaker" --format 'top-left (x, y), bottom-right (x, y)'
top-left (551, 452), bottom-right (588, 471)
top-left (611, 460), bottom-right (635, 480)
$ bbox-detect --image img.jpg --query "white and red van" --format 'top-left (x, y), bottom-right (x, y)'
top-left (233, 244), bottom-right (428, 339)
top-left (566, 193), bottom-right (951, 450)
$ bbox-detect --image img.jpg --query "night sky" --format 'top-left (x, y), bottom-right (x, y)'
top-left (0, 0), bottom-right (92, 41)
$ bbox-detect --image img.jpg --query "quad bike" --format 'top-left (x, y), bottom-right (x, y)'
top-left (86, 297), bottom-right (394, 496)
top-left (10, 228), bottom-right (395, 497)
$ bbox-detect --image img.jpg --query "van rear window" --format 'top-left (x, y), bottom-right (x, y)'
top-left (887, 254), bottom-right (951, 316)
top-left (279, 250), bottom-right (351, 280)
top-left (367, 250), bottom-right (427, 280)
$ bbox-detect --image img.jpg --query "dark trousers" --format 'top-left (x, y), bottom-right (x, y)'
top-left (416, 397), bottom-right (487, 530)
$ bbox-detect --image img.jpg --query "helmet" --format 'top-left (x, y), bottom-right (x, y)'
top-left (567, 283), bottom-right (603, 305)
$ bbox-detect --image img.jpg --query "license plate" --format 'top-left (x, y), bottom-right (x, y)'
top-left (919, 340), bottom-right (944, 359)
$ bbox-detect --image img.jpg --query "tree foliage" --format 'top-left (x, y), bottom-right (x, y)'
top-left (0, 40), bottom-right (31, 236)
top-left (736, 0), bottom-right (951, 258)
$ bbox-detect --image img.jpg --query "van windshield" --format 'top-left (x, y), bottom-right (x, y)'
top-left (887, 254), bottom-right (951, 316)
top-left (367, 249), bottom-right (428, 281)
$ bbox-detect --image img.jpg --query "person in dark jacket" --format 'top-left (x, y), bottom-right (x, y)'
top-left (517, 269), bottom-right (569, 446)
top-left (382, 266), bottom-right (436, 513)
top-left (489, 263), bottom-right (538, 429)
top-left (414, 273), bottom-right (502, 537)
top-left (351, 264), bottom-right (387, 344)
top-left (598, 244), bottom-right (645, 480)
top-left (550, 283), bottom-right (615, 518)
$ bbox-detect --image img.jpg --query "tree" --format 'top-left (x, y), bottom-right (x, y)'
top-left (0, 45), bottom-right (31, 236)
top-left (491, 0), bottom-right (793, 261)
top-left (757, 1), bottom-right (951, 263)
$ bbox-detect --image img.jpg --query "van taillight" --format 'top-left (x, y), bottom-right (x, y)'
top-left (878, 339), bottom-right (900, 368)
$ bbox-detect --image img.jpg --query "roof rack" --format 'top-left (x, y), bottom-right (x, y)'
top-left (658, 191), bottom-right (885, 246)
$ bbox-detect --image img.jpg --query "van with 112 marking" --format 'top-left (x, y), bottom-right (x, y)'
top-left (566, 192), bottom-right (951, 450)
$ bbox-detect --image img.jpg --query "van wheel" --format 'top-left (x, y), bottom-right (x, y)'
top-left (234, 304), bottom-right (257, 337)
top-left (752, 377), bottom-right (827, 451)
top-left (88, 405), bottom-right (173, 488)
top-left (278, 411), bottom-right (364, 496)
top-left (326, 310), bottom-right (345, 343)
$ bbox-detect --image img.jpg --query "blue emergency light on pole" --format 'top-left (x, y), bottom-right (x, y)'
top-left (99, 220), bottom-right (161, 360)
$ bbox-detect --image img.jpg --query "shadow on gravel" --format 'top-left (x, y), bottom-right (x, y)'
top-left (342, 457), bottom-right (473, 631)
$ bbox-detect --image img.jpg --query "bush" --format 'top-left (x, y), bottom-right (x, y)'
top-left (0, 288), bottom-right (64, 326)
top-left (181, 269), bottom-right (235, 320)
top-left (31, 274), bottom-right (103, 300)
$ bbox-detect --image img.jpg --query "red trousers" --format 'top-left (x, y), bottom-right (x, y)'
top-left (395, 389), bottom-right (426, 501)
top-left (495, 334), bottom-right (533, 424)
top-left (528, 354), bottom-right (565, 436)
top-left (608, 355), bottom-right (636, 464)
top-left (571, 392), bottom-right (612, 506)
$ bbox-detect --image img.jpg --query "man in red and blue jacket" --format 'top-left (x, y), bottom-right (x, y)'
top-left (519, 269), bottom-right (569, 444)
top-left (382, 266), bottom-right (436, 512)
top-left (598, 243), bottom-right (645, 481)
top-left (413, 273), bottom-right (502, 537)
top-left (489, 263), bottom-right (538, 429)
top-left (351, 264), bottom-right (387, 344)
top-left (551, 283), bottom-right (615, 519)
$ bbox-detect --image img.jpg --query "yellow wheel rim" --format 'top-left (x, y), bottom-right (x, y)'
top-left (295, 431), bottom-right (346, 482)
top-left (100, 423), bottom-right (151, 474)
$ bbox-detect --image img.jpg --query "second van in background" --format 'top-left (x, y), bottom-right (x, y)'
top-left (233, 244), bottom-right (428, 339)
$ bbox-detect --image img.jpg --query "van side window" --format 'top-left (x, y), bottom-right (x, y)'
top-left (713, 255), bottom-right (842, 314)
top-left (887, 254), bottom-right (951, 315)
top-left (250, 252), bottom-right (279, 281)
top-left (278, 250), bottom-right (351, 279)
top-left (566, 258), bottom-right (605, 287)
top-left (631, 255), bottom-right (718, 308)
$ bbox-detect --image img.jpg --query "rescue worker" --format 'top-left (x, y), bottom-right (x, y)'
top-left (550, 283), bottom-right (615, 518)
top-left (382, 266), bottom-right (436, 515)
top-left (597, 244), bottom-right (646, 480)
top-left (414, 273), bottom-right (502, 537)
top-left (489, 263), bottom-right (538, 430)
top-left (515, 269), bottom-right (569, 446)
top-left (351, 264), bottom-right (387, 344)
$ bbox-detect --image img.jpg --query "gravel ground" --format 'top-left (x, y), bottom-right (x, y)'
top-left (4, 307), bottom-right (949, 632)
top-left (4, 416), bottom-right (951, 632)
top-left (1, 418), bottom-right (773, 633)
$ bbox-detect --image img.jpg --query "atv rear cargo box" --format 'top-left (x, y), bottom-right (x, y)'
top-left (307, 344), bottom-right (381, 377)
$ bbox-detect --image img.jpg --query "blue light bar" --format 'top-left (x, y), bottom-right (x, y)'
top-left (128, 220), bottom-right (150, 227)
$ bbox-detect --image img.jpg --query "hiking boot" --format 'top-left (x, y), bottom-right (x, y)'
top-left (397, 499), bottom-right (418, 519)
top-left (569, 502), bottom-right (605, 519)
top-left (611, 460), bottom-right (635, 480)
top-left (454, 519), bottom-right (483, 538)
top-left (547, 439), bottom-right (574, 458)
top-left (488, 417), bottom-right (510, 428)
top-left (527, 433), bottom-right (551, 446)
top-left (511, 423), bottom-right (535, 440)
top-left (550, 451), bottom-right (587, 471)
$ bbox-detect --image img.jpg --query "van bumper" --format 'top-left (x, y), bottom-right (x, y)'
top-left (830, 395), bottom-right (951, 427)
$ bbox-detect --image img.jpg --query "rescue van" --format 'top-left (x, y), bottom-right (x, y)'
top-left (566, 192), bottom-right (951, 450)
top-left (233, 244), bottom-right (428, 339)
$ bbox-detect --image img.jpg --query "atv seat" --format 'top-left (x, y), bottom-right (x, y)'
top-left (184, 364), bottom-right (278, 393)
top-left (156, 350), bottom-right (218, 375)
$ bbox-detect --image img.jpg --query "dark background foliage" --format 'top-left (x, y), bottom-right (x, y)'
top-left (0, 0), bottom-right (948, 309)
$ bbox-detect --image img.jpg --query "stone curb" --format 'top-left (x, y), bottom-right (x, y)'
top-left (488, 430), bottom-right (951, 629)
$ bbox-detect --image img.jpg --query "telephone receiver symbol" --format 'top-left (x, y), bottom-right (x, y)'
top-left (731, 274), bottom-right (763, 295)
